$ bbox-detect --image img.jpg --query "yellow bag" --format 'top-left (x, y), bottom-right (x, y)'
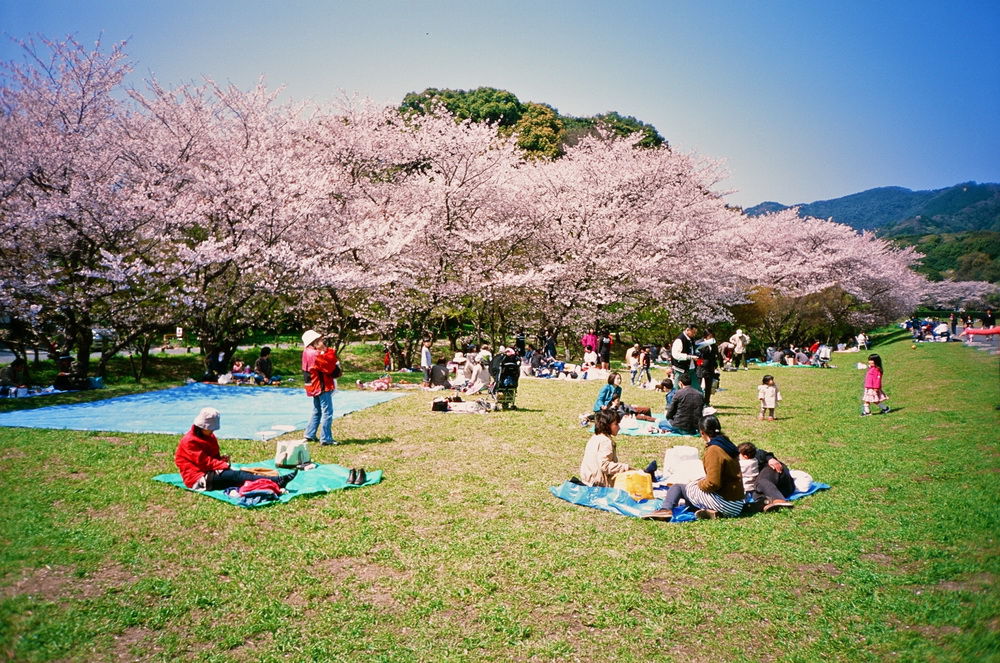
top-left (613, 470), bottom-right (653, 501)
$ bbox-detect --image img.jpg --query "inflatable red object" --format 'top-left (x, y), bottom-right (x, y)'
top-left (962, 326), bottom-right (1000, 336)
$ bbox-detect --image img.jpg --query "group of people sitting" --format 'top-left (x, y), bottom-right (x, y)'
top-left (764, 341), bottom-right (832, 367)
top-left (579, 409), bottom-right (796, 522)
top-left (206, 347), bottom-right (280, 385)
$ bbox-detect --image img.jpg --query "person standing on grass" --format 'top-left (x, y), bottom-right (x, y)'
top-left (671, 324), bottom-right (699, 391)
top-left (302, 329), bottom-right (338, 444)
top-left (597, 330), bottom-right (613, 371)
top-left (696, 330), bottom-right (720, 406)
top-left (861, 353), bottom-right (890, 416)
top-left (729, 328), bottom-right (750, 370)
top-left (580, 328), bottom-right (598, 359)
top-left (419, 339), bottom-right (433, 387)
top-left (757, 374), bottom-right (781, 420)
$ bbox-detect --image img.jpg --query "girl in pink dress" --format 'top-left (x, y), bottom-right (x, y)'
top-left (861, 354), bottom-right (890, 416)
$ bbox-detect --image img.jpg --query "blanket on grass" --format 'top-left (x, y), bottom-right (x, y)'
top-left (153, 460), bottom-right (382, 508)
top-left (756, 361), bottom-right (823, 368)
top-left (549, 480), bottom-right (830, 521)
top-left (591, 417), bottom-right (698, 437)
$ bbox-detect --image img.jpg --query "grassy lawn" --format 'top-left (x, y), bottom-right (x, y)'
top-left (1, 333), bottom-right (998, 661)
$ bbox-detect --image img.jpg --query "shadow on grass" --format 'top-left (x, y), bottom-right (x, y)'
top-left (870, 327), bottom-right (911, 347)
top-left (335, 436), bottom-right (395, 446)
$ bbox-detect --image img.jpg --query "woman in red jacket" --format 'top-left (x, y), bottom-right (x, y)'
top-left (174, 407), bottom-right (296, 490)
top-left (301, 329), bottom-right (338, 445)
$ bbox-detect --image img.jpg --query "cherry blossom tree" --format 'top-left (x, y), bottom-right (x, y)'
top-left (920, 280), bottom-right (998, 310)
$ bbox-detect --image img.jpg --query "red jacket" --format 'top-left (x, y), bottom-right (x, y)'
top-left (305, 347), bottom-right (337, 397)
top-left (174, 426), bottom-right (230, 488)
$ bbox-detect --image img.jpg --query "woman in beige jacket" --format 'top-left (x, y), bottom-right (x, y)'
top-left (579, 410), bottom-right (637, 487)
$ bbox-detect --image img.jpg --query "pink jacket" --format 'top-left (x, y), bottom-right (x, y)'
top-left (864, 366), bottom-right (882, 390)
top-left (580, 333), bottom-right (598, 352)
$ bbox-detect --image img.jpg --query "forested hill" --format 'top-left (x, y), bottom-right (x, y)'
top-left (744, 182), bottom-right (1000, 236)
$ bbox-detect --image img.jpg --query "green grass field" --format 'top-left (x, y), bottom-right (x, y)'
top-left (1, 333), bottom-right (998, 662)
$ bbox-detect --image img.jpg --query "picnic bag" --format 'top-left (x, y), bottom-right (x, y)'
top-left (613, 470), bottom-right (653, 501)
top-left (275, 440), bottom-right (311, 468)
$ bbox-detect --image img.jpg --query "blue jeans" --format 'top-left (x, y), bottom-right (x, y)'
top-left (306, 390), bottom-right (334, 443)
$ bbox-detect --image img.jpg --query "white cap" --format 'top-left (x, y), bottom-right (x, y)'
top-left (302, 329), bottom-right (322, 347)
top-left (193, 407), bottom-right (221, 431)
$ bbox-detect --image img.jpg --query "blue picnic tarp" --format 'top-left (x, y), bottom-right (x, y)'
top-left (0, 382), bottom-right (404, 439)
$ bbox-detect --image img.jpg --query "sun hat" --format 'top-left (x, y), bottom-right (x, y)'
top-left (193, 407), bottom-right (221, 431)
top-left (452, 352), bottom-right (466, 363)
top-left (301, 329), bottom-right (322, 347)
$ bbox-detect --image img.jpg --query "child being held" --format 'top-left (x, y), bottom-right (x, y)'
top-left (757, 374), bottom-right (782, 421)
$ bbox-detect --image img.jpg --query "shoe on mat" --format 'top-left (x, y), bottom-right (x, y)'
top-left (695, 509), bottom-right (719, 520)
top-left (354, 468), bottom-right (367, 485)
top-left (641, 508), bottom-right (673, 521)
top-left (347, 469), bottom-right (357, 484)
top-left (763, 500), bottom-right (794, 512)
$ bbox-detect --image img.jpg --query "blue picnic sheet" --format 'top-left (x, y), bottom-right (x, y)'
top-left (0, 382), bottom-right (404, 439)
top-left (153, 460), bottom-right (381, 508)
top-left (549, 480), bottom-right (831, 521)
top-left (590, 417), bottom-right (698, 437)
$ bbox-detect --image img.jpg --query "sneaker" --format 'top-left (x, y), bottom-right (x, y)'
top-left (695, 509), bottom-right (719, 520)
top-left (767, 416), bottom-right (775, 421)
top-left (304, 437), bottom-right (319, 443)
top-left (641, 508), bottom-right (673, 521)
top-left (880, 407), bottom-right (891, 414)
top-left (321, 439), bottom-right (337, 446)
top-left (860, 412), bottom-right (871, 417)
top-left (763, 500), bottom-right (794, 512)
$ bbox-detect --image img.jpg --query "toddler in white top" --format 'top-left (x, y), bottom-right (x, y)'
top-left (757, 374), bottom-right (782, 421)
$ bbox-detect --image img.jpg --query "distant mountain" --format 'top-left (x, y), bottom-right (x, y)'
top-left (744, 182), bottom-right (1000, 236)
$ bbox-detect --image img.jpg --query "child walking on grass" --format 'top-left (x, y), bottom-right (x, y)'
top-left (861, 353), bottom-right (890, 416)
top-left (757, 374), bottom-right (781, 420)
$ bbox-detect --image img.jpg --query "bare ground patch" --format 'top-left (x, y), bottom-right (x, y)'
top-left (642, 576), bottom-right (685, 599)
top-left (1, 562), bottom-right (139, 601)
top-left (109, 626), bottom-right (161, 661)
top-left (789, 563), bottom-right (844, 595)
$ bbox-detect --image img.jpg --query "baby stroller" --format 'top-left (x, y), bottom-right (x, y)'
top-left (491, 353), bottom-right (521, 410)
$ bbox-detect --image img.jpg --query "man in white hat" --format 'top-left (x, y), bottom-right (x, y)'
top-left (729, 328), bottom-right (751, 371)
top-left (174, 407), bottom-right (296, 490)
top-left (301, 329), bottom-right (338, 445)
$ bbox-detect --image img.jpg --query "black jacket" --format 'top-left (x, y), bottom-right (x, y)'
top-left (667, 386), bottom-right (704, 433)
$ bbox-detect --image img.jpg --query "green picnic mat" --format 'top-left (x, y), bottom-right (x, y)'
top-left (153, 460), bottom-right (382, 508)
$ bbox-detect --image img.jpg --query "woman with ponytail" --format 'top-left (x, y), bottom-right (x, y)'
top-left (642, 414), bottom-right (746, 521)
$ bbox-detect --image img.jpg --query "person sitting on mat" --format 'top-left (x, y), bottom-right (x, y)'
top-left (580, 372), bottom-right (654, 425)
top-left (579, 410), bottom-right (654, 487)
top-left (738, 442), bottom-right (794, 512)
top-left (175, 407), bottom-right (297, 491)
top-left (642, 414), bottom-right (746, 521)
top-left (662, 373), bottom-right (703, 434)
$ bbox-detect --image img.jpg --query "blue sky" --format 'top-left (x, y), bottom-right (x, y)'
top-left (2, 0), bottom-right (998, 207)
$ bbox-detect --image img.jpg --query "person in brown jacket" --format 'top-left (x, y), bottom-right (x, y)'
top-left (642, 414), bottom-right (746, 521)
